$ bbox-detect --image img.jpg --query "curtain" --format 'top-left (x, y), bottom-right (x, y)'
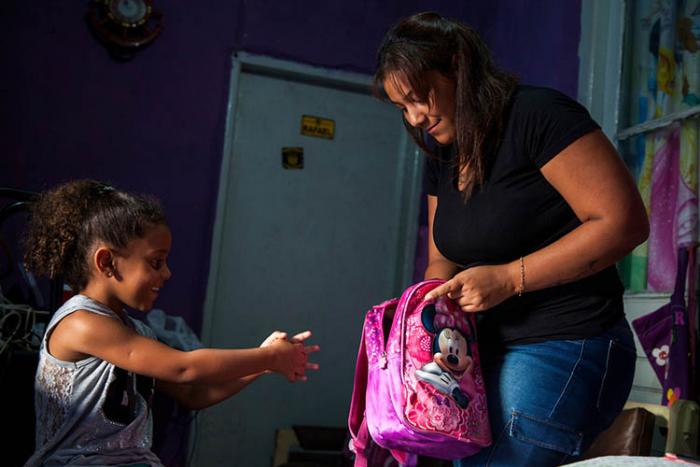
top-left (621, 0), bottom-right (700, 292)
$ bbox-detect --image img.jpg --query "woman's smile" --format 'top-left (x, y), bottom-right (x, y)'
top-left (427, 119), bottom-right (441, 135)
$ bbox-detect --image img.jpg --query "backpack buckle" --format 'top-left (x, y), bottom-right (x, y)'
top-left (379, 351), bottom-right (388, 369)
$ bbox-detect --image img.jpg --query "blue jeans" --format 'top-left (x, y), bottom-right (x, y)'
top-left (455, 317), bottom-right (636, 467)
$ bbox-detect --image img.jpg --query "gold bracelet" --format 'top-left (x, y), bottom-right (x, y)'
top-left (518, 256), bottom-right (525, 296)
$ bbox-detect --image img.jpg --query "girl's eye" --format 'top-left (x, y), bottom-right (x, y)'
top-left (151, 259), bottom-right (163, 270)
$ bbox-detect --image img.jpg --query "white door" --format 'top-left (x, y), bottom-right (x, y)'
top-left (193, 54), bottom-right (421, 466)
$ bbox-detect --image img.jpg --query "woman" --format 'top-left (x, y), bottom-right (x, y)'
top-left (375, 12), bottom-right (648, 466)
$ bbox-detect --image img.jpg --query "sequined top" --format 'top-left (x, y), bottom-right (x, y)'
top-left (25, 294), bottom-right (163, 466)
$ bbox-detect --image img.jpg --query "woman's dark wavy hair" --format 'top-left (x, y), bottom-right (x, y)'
top-left (374, 12), bottom-right (518, 199)
top-left (23, 179), bottom-right (167, 292)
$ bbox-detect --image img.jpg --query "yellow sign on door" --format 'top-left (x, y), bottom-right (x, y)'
top-left (301, 115), bottom-right (335, 140)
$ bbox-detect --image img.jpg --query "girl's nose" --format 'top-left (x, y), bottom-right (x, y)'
top-left (163, 264), bottom-right (172, 281)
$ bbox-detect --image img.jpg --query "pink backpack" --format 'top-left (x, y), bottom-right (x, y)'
top-left (348, 280), bottom-right (491, 466)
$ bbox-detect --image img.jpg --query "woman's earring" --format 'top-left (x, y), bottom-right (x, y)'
top-left (106, 270), bottom-right (113, 277)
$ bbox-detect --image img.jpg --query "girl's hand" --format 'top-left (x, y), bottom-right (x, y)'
top-left (269, 338), bottom-right (306, 382)
top-left (260, 331), bottom-right (288, 348)
top-left (289, 330), bottom-right (320, 381)
top-left (424, 264), bottom-right (518, 312)
top-left (257, 331), bottom-right (290, 376)
top-left (259, 330), bottom-right (320, 381)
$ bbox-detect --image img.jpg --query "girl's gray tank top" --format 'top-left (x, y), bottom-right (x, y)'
top-left (25, 294), bottom-right (163, 466)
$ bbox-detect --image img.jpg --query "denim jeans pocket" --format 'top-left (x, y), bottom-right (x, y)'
top-left (509, 410), bottom-right (584, 456)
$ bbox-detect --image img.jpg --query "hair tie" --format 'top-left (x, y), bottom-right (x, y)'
top-left (98, 185), bottom-right (115, 195)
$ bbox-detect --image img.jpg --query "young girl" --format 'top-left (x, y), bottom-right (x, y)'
top-left (22, 179), bottom-right (319, 466)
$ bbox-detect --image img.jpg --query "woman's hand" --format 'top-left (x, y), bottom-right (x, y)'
top-left (424, 263), bottom-right (518, 312)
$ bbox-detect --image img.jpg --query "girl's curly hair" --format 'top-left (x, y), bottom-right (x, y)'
top-left (23, 179), bottom-right (167, 292)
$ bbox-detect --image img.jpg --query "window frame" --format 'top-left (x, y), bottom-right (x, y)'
top-left (577, 0), bottom-right (626, 142)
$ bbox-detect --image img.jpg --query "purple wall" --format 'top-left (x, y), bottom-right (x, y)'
top-left (1, 0), bottom-right (582, 333)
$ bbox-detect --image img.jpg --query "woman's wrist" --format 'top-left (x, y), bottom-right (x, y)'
top-left (517, 256), bottom-right (526, 296)
top-left (506, 258), bottom-right (524, 297)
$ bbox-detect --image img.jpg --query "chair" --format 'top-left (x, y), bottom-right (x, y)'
top-left (580, 400), bottom-right (699, 460)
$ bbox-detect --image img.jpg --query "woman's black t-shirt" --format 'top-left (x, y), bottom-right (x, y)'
top-left (424, 85), bottom-right (624, 347)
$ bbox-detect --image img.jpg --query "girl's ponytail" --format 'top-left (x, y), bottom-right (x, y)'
top-left (24, 180), bottom-right (165, 292)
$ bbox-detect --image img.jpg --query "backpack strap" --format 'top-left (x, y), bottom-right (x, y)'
top-left (663, 247), bottom-right (692, 405)
top-left (348, 300), bottom-right (418, 467)
top-left (686, 244), bottom-right (697, 400)
top-left (672, 247), bottom-right (690, 302)
top-left (348, 310), bottom-right (370, 466)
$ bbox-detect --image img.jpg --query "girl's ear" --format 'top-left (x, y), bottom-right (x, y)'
top-left (94, 247), bottom-right (115, 277)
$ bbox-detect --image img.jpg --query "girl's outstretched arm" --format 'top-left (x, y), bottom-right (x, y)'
top-left (157, 374), bottom-right (263, 410)
top-left (156, 331), bottom-right (320, 410)
top-left (48, 311), bottom-right (310, 384)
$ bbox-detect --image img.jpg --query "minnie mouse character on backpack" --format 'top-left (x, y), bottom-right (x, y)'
top-left (348, 280), bottom-right (491, 466)
top-left (416, 302), bottom-right (475, 408)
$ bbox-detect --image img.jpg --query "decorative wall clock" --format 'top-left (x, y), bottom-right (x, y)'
top-left (87, 0), bottom-right (163, 61)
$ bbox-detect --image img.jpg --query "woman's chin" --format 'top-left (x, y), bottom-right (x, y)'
top-left (432, 132), bottom-right (456, 145)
